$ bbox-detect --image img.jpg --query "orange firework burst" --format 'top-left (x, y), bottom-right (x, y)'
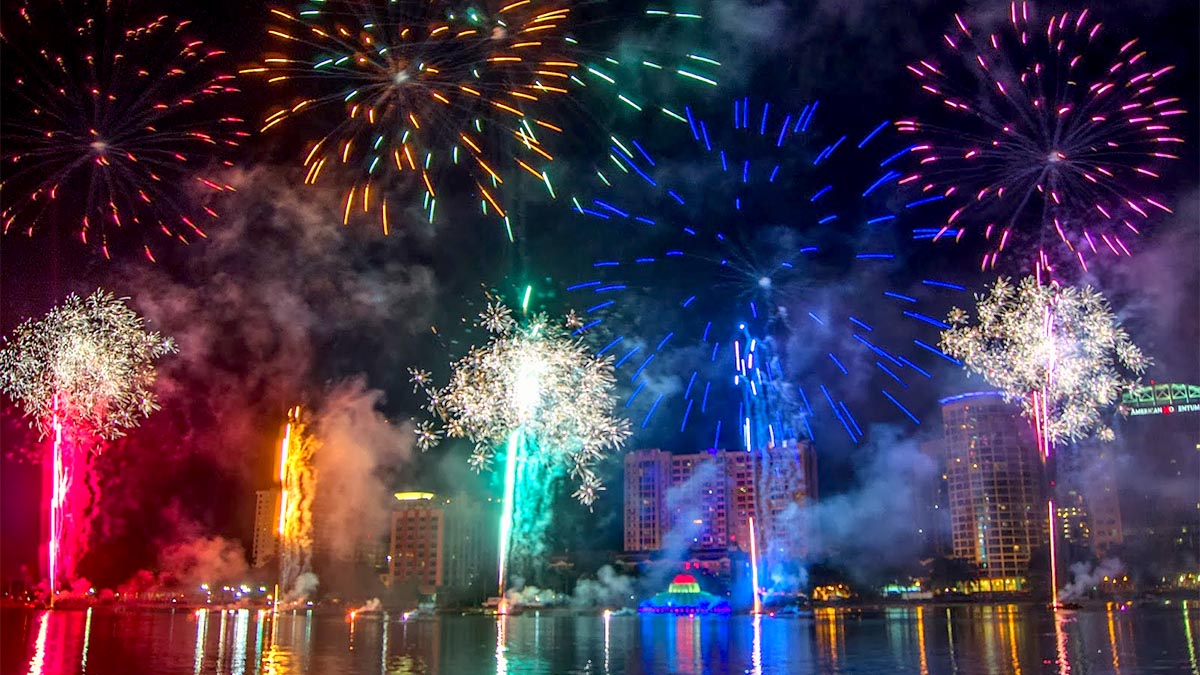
top-left (245, 0), bottom-right (719, 238)
top-left (1, 0), bottom-right (248, 261)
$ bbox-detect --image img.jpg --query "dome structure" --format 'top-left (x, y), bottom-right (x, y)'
top-left (638, 574), bottom-right (731, 614)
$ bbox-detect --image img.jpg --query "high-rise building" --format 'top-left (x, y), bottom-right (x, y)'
top-left (755, 442), bottom-right (818, 562)
top-left (669, 451), bottom-right (731, 551)
top-left (623, 443), bottom-right (817, 562)
top-left (1055, 489), bottom-right (1091, 551)
top-left (726, 451), bottom-right (755, 550)
top-left (1113, 383), bottom-right (1199, 582)
top-left (624, 449), bottom-right (672, 552)
top-left (387, 492), bottom-right (444, 591)
top-left (1083, 444), bottom-right (1124, 557)
top-left (442, 494), bottom-right (499, 594)
top-left (252, 489), bottom-right (280, 568)
top-left (941, 392), bottom-right (1045, 592)
top-left (1055, 437), bottom-right (1127, 560)
top-left (385, 492), bottom-right (499, 599)
top-left (917, 437), bottom-right (952, 556)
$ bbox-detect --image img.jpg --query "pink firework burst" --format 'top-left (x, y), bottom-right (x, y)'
top-left (897, 2), bottom-right (1184, 275)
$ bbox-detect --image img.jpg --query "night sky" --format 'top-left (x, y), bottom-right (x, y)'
top-left (2, 0), bottom-right (1197, 587)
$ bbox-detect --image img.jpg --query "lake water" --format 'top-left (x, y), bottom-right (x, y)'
top-left (3, 604), bottom-right (1198, 674)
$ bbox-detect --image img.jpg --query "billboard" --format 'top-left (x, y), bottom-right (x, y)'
top-left (1120, 383), bottom-right (1200, 417)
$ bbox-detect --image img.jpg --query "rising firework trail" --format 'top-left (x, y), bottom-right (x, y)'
top-left (940, 276), bottom-right (1148, 606)
top-left (1, 0), bottom-right (246, 261)
top-left (412, 292), bottom-right (628, 607)
top-left (748, 514), bottom-right (761, 615)
top-left (0, 290), bottom-right (175, 597)
top-left (898, 2), bottom-right (1184, 274)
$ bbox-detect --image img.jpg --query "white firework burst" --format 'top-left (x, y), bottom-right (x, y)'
top-left (940, 276), bottom-right (1148, 443)
top-left (0, 289), bottom-right (176, 438)
top-left (414, 419), bottom-right (442, 451)
top-left (407, 367), bottom-right (432, 393)
top-left (479, 300), bottom-right (515, 334)
top-left (417, 297), bottom-right (630, 505)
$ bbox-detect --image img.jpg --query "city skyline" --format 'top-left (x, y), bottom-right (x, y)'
top-left (0, 0), bottom-right (1195, 670)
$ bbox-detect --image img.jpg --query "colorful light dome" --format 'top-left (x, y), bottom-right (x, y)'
top-left (639, 573), bottom-right (731, 614)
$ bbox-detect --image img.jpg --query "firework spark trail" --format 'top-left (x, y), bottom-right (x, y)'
top-left (49, 406), bottom-right (65, 596)
top-left (247, 0), bottom-right (718, 237)
top-left (1, 0), bottom-right (246, 261)
top-left (567, 98), bottom-right (965, 445)
top-left (496, 430), bottom-right (521, 598)
top-left (898, 2), bottom-right (1184, 274)
top-left (276, 406), bottom-right (317, 600)
top-left (0, 290), bottom-right (175, 594)
top-left (748, 514), bottom-right (761, 615)
top-left (940, 276), bottom-right (1148, 604)
top-left (413, 294), bottom-right (628, 601)
top-left (734, 326), bottom-right (816, 585)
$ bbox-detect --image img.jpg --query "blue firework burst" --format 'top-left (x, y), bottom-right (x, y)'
top-left (564, 97), bottom-right (965, 448)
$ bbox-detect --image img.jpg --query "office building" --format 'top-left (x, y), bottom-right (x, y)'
top-left (442, 495), bottom-right (499, 595)
top-left (1083, 445), bottom-right (1124, 557)
top-left (623, 442), bottom-right (817, 563)
top-left (384, 492), bottom-right (499, 599)
top-left (941, 392), bottom-right (1045, 592)
top-left (917, 437), bottom-right (952, 556)
top-left (387, 492), bottom-right (444, 591)
top-left (669, 451), bottom-right (732, 550)
top-left (624, 449), bottom-right (672, 552)
top-left (1055, 437), bottom-right (1127, 559)
top-left (252, 488), bottom-right (280, 568)
top-left (1114, 383), bottom-right (1200, 581)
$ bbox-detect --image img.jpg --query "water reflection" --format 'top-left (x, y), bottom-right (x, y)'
top-left (25, 612), bottom-right (47, 675)
top-left (80, 609), bottom-right (92, 673)
top-left (1053, 610), bottom-right (1071, 675)
top-left (4, 603), bottom-right (1199, 675)
top-left (814, 606), bottom-right (842, 670)
top-left (750, 615), bottom-right (762, 675)
top-left (1003, 606), bottom-right (1021, 675)
top-left (945, 606), bottom-right (958, 674)
top-left (602, 610), bottom-right (611, 674)
top-left (916, 606), bottom-right (929, 675)
top-left (494, 613), bottom-right (507, 675)
top-left (193, 609), bottom-right (207, 675)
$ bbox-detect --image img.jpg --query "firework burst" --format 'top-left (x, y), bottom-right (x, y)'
top-left (0, 289), bottom-right (177, 439)
top-left (412, 296), bottom-right (629, 505)
top-left (897, 2), bottom-right (1184, 274)
top-left (1, 0), bottom-right (246, 261)
top-left (0, 289), bottom-right (174, 594)
top-left (940, 276), bottom-right (1148, 445)
top-left (247, 0), bottom-right (718, 237)
top-left (567, 97), bottom-right (966, 445)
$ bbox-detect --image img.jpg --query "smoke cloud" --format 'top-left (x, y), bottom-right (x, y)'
top-left (504, 576), bottom-right (565, 609)
top-left (114, 165), bottom-right (438, 477)
top-left (571, 565), bottom-right (637, 609)
top-left (783, 425), bottom-right (934, 582)
top-left (82, 165), bottom-right (439, 583)
top-left (501, 565), bottom-right (639, 610)
top-left (287, 572), bottom-right (320, 602)
top-left (350, 597), bottom-right (383, 614)
top-left (314, 378), bottom-right (417, 561)
top-left (158, 536), bottom-right (250, 589)
top-left (1060, 558), bottom-right (1125, 602)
